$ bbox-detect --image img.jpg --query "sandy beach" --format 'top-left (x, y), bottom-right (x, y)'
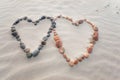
top-left (0, 0), bottom-right (120, 80)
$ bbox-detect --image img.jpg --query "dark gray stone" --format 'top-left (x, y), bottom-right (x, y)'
top-left (26, 53), bottom-right (32, 58)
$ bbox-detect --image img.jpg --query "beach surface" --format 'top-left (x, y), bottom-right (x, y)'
top-left (0, 0), bottom-right (120, 80)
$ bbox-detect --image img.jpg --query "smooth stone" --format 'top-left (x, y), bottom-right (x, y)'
top-left (56, 40), bottom-right (62, 48)
top-left (34, 23), bottom-right (37, 25)
top-left (41, 41), bottom-right (46, 45)
top-left (19, 19), bottom-right (22, 21)
top-left (47, 30), bottom-right (52, 34)
top-left (50, 19), bottom-right (54, 21)
top-left (17, 38), bottom-right (21, 41)
top-left (11, 31), bottom-right (18, 37)
top-left (20, 43), bottom-right (25, 49)
top-left (52, 22), bottom-right (56, 25)
top-left (40, 16), bottom-right (46, 20)
top-left (83, 52), bottom-right (89, 58)
top-left (90, 38), bottom-right (96, 44)
top-left (77, 57), bottom-right (82, 62)
top-left (49, 27), bottom-right (53, 30)
top-left (87, 47), bottom-right (93, 53)
top-left (93, 31), bottom-right (98, 41)
top-left (47, 17), bottom-right (51, 19)
top-left (54, 35), bottom-right (60, 41)
top-left (68, 59), bottom-right (74, 67)
top-left (11, 28), bottom-right (16, 32)
top-left (38, 45), bottom-right (43, 50)
top-left (94, 27), bottom-right (98, 31)
top-left (66, 58), bottom-right (70, 62)
top-left (23, 16), bottom-right (27, 20)
top-left (43, 36), bottom-right (48, 41)
top-left (47, 34), bottom-right (50, 37)
top-left (26, 53), bottom-right (32, 58)
top-left (32, 50), bottom-right (40, 57)
top-left (73, 59), bottom-right (79, 65)
top-left (78, 20), bottom-right (84, 24)
top-left (16, 35), bottom-right (19, 39)
top-left (27, 19), bottom-right (32, 22)
top-left (52, 24), bottom-right (56, 28)
top-left (24, 48), bottom-right (30, 53)
top-left (13, 19), bottom-right (20, 25)
top-left (59, 47), bottom-right (65, 54)
top-left (35, 20), bottom-right (39, 23)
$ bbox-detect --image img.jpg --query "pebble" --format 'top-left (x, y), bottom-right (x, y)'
top-left (20, 43), bottom-right (25, 49)
top-left (41, 41), bottom-right (46, 45)
top-left (32, 50), bottom-right (40, 57)
top-left (26, 53), bottom-right (32, 58)
top-left (24, 48), bottom-right (30, 53)
top-left (68, 59), bottom-right (74, 67)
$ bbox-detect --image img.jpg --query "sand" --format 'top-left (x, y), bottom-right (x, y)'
top-left (0, 0), bottom-right (120, 80)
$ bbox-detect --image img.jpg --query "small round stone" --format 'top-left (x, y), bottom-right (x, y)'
top-left (52, 21), bottom-right (56, 25)
top-left (23, 16), bottom-right (27, 20)
top-left (47, 30), bottom-right (52, 34)
top-left (24, 48), bottom-right (30, 53)
top-left (66, 58), bottom-right (70, 62)
top-left (16, 35), bottom-right (20, 39)
top-left (68, 59), bottom-right (74, 67)
top-left (93, 31), bottom-right (98, 41)
top-left (27, 19), bottom-right (32, 22)
top-left (83, 52), bottom-right (89, 58)
top-left (87, 47), bottom-right (93, 53)
top-left (47, 34), bottom-right (50, 37)
top-left (56, 40), bottom-right (62, 48)
top-left (35, 20), bottom-right (39, 23)
top-left (89, 43), bottom-right (94, 48)
top-left (73, 59), bottom-right (78, 65)
top-left (94, 27), bottom-right (98, 31)
top-left (59, 47), bottom-right (65, 54)
top-left (17, 38), bottom-right (21, 41)
top-left (49, 27), bottom-right (53, 30)
top-left (74, 23), bottom-right (79, 26)
top-left (81, 56), bottom-right (85, 59)
top-left (41, 41), bottom-right (46, 45)
top-left (11, 28), bottom-right (16, 32)
top-left (43, 36), bottom-right (48, 41)
top-left (26, 53), bottom-right (32, 58)
top-left (38, 45), bottom-right (43, 50)
top-left (13, 19), bottom-right (20, 25)
top-left (54, 35), bottom-right (60, 41)
top-left (47, 17), bottom-right (51, 19)
top-left (77, 57), bottom-right (82, 62)
top-left (90, 39), bottom-right (96, 44)
top-left (20, 43), bottom-right (25, 49)
top-left (11, 31), bottom-right (18, 37)
top-left (63, 54), bottom-right (67, 59)
top-left (78, 20), bottom-right (84, 24)
top-left (40, 16), bottom-right (46, 20)
top-left (32, 50), bottom-right (40, 57)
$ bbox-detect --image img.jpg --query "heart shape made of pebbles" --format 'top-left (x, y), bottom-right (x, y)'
top-left (11, 16), bottom-right (56, 58)
top-left (53, 15), bottom-right (99, 67)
